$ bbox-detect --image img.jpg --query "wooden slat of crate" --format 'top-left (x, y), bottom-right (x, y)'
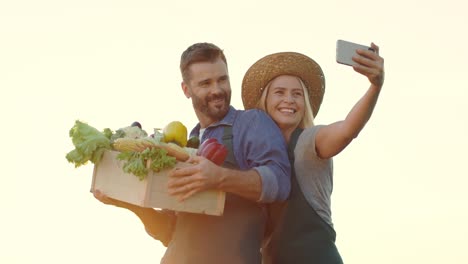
top-left (146, 163), bottom-right (226, 216)
top-left (91, 150), bottom-right (225, 216)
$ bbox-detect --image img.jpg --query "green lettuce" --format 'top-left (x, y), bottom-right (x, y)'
top-left (66, 120), bottom-right (111, 168)
top-left (117, 148), bottom-right (176, 180)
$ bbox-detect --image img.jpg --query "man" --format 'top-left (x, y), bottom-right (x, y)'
top-left (94, 42), bottom-right (290, 264)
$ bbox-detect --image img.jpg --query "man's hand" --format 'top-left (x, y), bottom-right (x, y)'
top-left (167, 155), bottom-right (223, 201)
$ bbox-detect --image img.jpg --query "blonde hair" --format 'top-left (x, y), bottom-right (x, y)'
top-left (256, 75), bottom-right (315, 128)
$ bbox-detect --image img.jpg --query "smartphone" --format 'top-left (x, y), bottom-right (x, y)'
top-left (336, 39), bottom-right (373, 66)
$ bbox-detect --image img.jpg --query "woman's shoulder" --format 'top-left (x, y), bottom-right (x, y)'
top-left (295, 125), bottom-right (325, 157)
top-left (300, 125), bottom-right (324, 140)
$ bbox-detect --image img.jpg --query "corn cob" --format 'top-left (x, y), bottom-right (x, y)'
top-left (112, 138), bottom-right (156, 152)
top-left (158, 142), bottom-right (190, 161)
top-left (112, 137), bottom-right (190, 162)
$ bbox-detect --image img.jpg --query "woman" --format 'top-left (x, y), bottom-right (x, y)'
top-left (241, 43), bottom-right (384, 263)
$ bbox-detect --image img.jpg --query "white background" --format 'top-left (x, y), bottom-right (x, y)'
top-left (1, 0), bottom-right (467, 263)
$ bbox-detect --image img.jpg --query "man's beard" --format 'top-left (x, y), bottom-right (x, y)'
top-left (192, 91), bottom-right (231, 121)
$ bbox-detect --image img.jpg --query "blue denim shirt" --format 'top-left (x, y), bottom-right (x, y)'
top-left (190, 106), bottom-right (291, 202)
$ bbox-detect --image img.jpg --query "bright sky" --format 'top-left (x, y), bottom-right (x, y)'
top-left (1, 0), bottom-right (467, 263)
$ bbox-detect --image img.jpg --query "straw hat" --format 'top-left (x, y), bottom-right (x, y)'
top-left (242, 52), bottom-right (325, 117)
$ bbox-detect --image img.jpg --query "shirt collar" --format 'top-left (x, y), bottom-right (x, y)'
top-left (190, 106), bottom-right (237, 136)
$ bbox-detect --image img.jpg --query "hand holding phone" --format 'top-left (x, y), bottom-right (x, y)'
top-left (336, 39), bottom-right (374, 66)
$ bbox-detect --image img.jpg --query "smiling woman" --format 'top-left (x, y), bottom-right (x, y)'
top-left (242, 47), bottom-right (384, 263)
top-left (262, 76), bottom-right (308, 140)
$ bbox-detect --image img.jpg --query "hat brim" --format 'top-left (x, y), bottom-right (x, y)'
top-left (241, 52), bottom-right (325, 117)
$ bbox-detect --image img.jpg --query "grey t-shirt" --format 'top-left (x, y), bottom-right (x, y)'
top-left (293, 125), bottom-right (334, 227)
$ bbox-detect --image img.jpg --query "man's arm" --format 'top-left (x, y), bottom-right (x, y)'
top-left (168, 110), bottom-right (290, 203)
top-left (93, 190), bottom-right (175, 246)
top-left (167, 156), bottom-right (262, 201)
top-left (218, 167), bottom-right (262, 201)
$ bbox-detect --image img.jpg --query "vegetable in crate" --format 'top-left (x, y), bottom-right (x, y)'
top-left (162, 121), bottom-right (188, 147)
top-left (196, 138), bottom-right (228, 165)
top-left (66, 120), bottom-right (180, 181)
top-left (186, 136), bottom-right (200, 148)
top-left (111, 137), bottom-right (156, 152)
top-left (65, 120), bottom-right (112, 167)
top-left (131, 121), bottom-right (142, 129)
top-left (116, 147), bottom-right (176, 180)
top-left (110, 121), bottom-right (148, 142)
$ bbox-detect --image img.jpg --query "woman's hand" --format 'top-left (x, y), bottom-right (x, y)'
top-left (315, 42), bottom-right (385, 159)
top-left (353, 42), bottom-right (385, 88)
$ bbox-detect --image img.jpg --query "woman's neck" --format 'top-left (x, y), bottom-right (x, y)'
top-left (281, 126), bottom-right (297, 144)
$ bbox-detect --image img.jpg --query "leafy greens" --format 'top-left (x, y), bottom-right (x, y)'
top-left (66, 120), bottom-right (112, 168)
top-left (117, 148), bottom-right (176, 180)
top-left (66, 120), bottom-right (177, 180)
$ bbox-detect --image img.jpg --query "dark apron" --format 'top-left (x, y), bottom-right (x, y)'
top-left (269, 128), bottom-right (343, 264)
top-left (164, 126), bottom-right (266, 264)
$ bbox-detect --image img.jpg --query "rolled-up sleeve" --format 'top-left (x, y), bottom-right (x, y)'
top-left (254, 166), bottom-right (281, 202)
top-left (234, 110), bottom-right (291, 203)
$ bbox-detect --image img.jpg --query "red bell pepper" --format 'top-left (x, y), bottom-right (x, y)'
top-left (196, 138), bottom-right (228, 165)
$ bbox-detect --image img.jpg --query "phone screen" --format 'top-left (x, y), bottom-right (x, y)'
top-left (336, 40), bottom-right (372, 66)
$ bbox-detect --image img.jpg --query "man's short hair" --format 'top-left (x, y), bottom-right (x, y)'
top-left (180, 42), bottom-right (228, 83)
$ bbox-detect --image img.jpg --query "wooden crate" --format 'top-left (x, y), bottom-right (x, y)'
top-left (91, 150), bottom-right (225, 216)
